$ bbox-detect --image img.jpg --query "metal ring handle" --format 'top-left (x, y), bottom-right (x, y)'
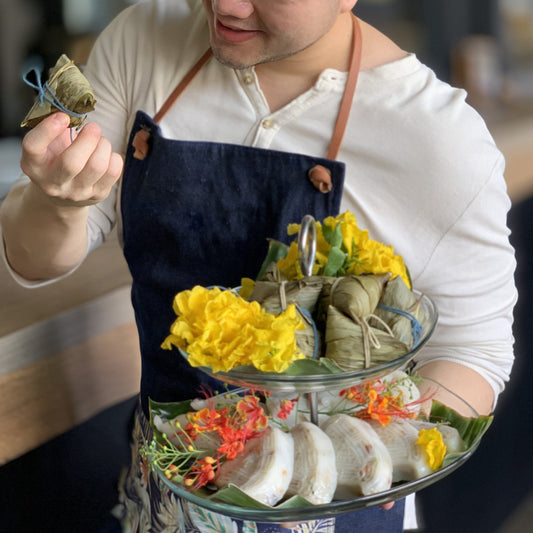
top-left (297, 215), bottom-right (317, 277)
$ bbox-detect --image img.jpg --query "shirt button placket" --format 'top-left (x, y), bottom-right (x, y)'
top-left (243, 74), bottom-right (254, 85)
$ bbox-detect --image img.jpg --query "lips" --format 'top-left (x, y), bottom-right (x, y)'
top-left (215, 19), bottom-right (259, 43)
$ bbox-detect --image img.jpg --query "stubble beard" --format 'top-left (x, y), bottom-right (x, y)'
top-left (210, 36), bottom-right (319, 70)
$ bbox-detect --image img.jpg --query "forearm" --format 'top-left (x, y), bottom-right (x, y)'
top-left (0, 182), bottom-right (89, 281)
top-left (416, 360), bottom-right (495, 416)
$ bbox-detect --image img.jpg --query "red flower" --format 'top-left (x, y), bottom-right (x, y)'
top-left (217, 439), bottom-right (245, 460)
top-left (186, 456), bottom-right (216, 489)
top-left (341, 378), bottom-right (425, 426)
top-left (277, 399), bottom-right (296, 420)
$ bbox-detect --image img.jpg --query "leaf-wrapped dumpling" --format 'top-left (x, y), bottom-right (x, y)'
top-left (21, 54), bottom-right (96, 129)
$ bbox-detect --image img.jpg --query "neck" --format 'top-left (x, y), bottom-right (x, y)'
top-left (255, 13), bottom-right (355, 112)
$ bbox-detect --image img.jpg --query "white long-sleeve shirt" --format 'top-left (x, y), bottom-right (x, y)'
top-left (1, 0), bottom-right (516, 403)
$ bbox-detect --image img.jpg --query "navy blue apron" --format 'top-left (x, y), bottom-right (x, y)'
top-left (117, 14), bottom-right (406, 532)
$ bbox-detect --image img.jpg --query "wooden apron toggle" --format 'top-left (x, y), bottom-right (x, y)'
top-left (308, 165), bottom-right (332, 193)
top-left (132, 128), bottom-right (151, 160)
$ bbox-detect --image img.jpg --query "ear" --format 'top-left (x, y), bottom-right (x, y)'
top-left (340, 0), bottom-right (358, 14)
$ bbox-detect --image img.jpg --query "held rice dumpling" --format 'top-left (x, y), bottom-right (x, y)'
top-left (21, 54), bottom-right (96, 129)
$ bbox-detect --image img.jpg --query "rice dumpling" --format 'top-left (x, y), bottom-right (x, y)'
top-left (21, 54), bottom-right (96, 129)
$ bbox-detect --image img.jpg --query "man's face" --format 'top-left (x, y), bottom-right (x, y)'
top-left (202, 0), bottom-right (352, 69)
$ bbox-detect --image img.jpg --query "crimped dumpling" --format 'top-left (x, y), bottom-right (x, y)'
top-left (287, 422), bottom-right (337, 504)
top-left (214, 427), bottom-right (294, 506)
top-left (321, 414), bottom-right (392, 497)
top-left (370, 419), bottom-right (433, 482)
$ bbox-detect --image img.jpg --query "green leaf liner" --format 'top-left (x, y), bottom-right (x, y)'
top-left (207, 486), bottom-right (313, 509)
top-left (323, 246), bottom-right (347, 277)
top-left (206, 357), bottom-right (344, 377)
top-left (149, 397), bottom-right (194, 442)
top-left (148, 398), bottom-right (493, 509)
top-left (429, 401), bottom-right (493, 467)
top-left (256, 239), bottom-right (289, 281)
top-left (276, 357), bottom-right (343, 375)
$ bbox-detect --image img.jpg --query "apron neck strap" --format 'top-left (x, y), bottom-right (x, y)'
top-left (152, 13), bottom-right (363, 161)
top-left (327, 13), bottom-right (362, 160)
top-left (153, 49), bottom-right (213, 124)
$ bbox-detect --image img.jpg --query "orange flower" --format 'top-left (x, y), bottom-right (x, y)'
top-left (277, 399), bottom-right (296, 420)
top-left (186, 406), bottom-right (226, 438)
top-left (341, 378), bottom-right (422, 426)
top-left (367, 388), bottom-right (392, 425)
top-left (236, 395), bottom-right (269, 433)
top-left (186, 457), bottom-right (217, 489)
top-left (146, 391), bottom-right (270, 491)
top-left (217, 439), bottom-right (245, 460)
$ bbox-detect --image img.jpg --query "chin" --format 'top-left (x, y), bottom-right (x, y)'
top-left (210, 47), bottom-right (258, 70)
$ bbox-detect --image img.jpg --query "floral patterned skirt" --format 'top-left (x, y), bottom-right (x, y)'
top-left (112, 401), bottom-right (405, 533)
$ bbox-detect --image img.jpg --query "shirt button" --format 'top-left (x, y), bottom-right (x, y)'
top-left (243, 74), bottom-right (254, 85)
top-left (261, 119), bottom-right (274, 129)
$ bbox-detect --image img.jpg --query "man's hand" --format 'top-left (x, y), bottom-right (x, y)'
top-left (1, 112), bottom-right (123, 280)
top-left (20, 112), bottom-right (123, 206)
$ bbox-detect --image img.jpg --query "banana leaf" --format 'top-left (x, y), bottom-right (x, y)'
top-left (295, 307), bottom-right (319, 359)
top-left (149, 398), bottom-right (194, 439)
top-left (255, 239), bottom-right (290, 281)
top-left (373, 277), bottom-right (427, 347)
top-left (248, 277), bottom-right (324, 314)
top-left (219, 357), bottom-right (341, 376)
top-left (210, 485), bottom-right (313, 509)
top-left (325, 306), bottom-right (408, 369)
top-left (329, 274), bottom-right (390, 320)
top-left (430, 401), bottom-right (493, 467)
top-left (21, 54), bottom-right (96, 129)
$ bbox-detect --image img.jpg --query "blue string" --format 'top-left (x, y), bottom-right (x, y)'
top-left (22, 67), bottom-right (89, 124)
top-left (378, 303), bottom-right (423, 347)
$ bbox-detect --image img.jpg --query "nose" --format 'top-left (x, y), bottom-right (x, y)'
top-left (213, 0), bottom-right (254, 18)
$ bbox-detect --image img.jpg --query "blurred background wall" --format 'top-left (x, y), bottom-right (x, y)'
top-left (1, 0), bottom-right (533, 138)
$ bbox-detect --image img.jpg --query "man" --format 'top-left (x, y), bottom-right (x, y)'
top-left (0, 1), bottom-right (516, 531)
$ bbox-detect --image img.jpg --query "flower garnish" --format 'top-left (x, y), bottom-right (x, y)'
top-left (277, 398), bottom-right (297, 420)
top-left (161, 285), bottom-right (306, 373)
top-left (185, 457), bottom-right (216, 487)
top-left (277, 211), bottom-right (410, 288)
top-left (340, 375), bottom-right (427, 426)
top-left (416, 427), bottom-right (447, 470)
top-left (142, 391), bottom-right (270, 489)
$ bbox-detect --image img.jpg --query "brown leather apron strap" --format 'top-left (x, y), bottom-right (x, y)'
top-left (308, 13), bottom-right (362, 192)
top-left (327, 13), bottom-right (362, 161)
top-left (153, 49), bottom-right (213, 124)
top-left (133, 14), bottom-right (362, 164)
top-left (132, 49), bottom-right (212, 159)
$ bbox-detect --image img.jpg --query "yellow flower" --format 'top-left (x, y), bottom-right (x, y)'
top-left (276, 241), bottom-right (303, 279)
top-left (161, 286), bottom-right (306, 373)
top-left (416, 427), bottom-right (447, 470)
top-left (324, 211), bottom-right (367, 257)
top-left (276, 211), bottom-right (411, 287)
top-left (238, 277), bottom-right (256, 300)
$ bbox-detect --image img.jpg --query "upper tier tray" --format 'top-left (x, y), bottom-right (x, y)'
top-left (181, 290), bottom-right (438, 394)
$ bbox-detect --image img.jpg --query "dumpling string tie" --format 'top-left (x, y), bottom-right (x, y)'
top-left (377, 303), bottom-right (423, 347)
top-left (22, 67), bottom-right (89, 141)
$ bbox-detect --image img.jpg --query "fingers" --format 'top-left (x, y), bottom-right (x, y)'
top-left (21, 113), bottom-right (71, 172)
top-left (20, 112), bottom-right (123, 206)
